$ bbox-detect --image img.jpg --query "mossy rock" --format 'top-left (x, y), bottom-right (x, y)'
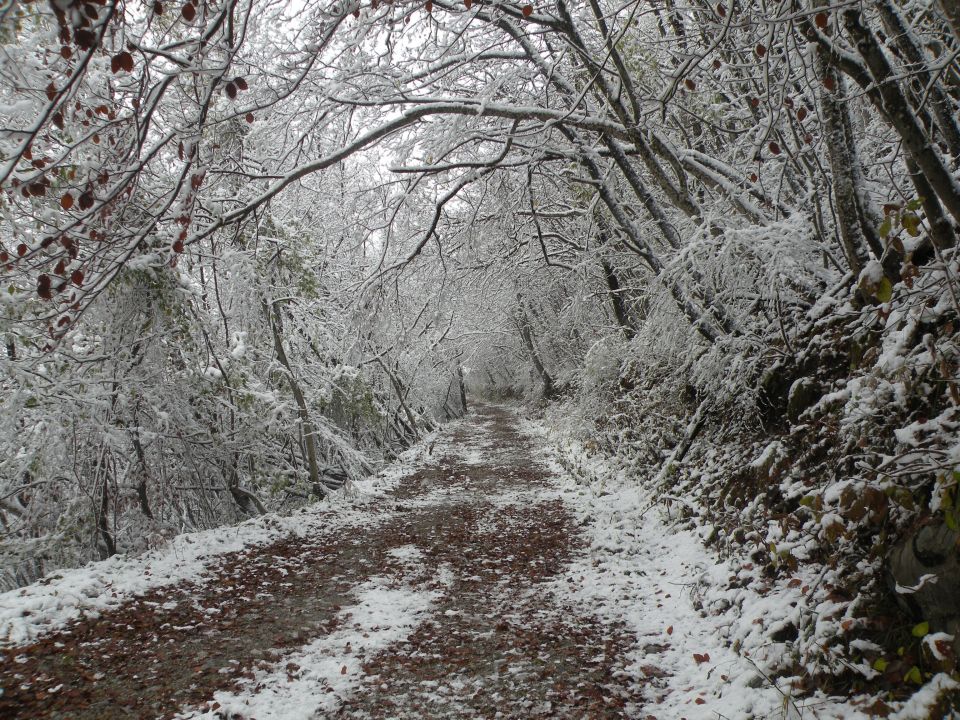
top-left (787, 377), bottom-right (821, 423)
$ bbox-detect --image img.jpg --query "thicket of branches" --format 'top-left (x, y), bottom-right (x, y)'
top-left (2, 0), bottom-right (960, 697)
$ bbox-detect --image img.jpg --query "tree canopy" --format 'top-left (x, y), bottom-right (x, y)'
top-left (2, 0), bottom-right (960, 703)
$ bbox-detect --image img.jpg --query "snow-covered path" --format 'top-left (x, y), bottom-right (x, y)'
top-left (2, 402), bottom-right (900, 719)
top-left (1, 404), bottom-right (648, 719)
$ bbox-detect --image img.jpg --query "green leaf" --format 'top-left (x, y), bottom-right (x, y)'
top-left (911, 621), bottom-right (929, 638)
top-left (902, 213), bottom-right (921, 237)
top-left (872, 657), bottom-right (888, 672)
top-left (879, 217), bottom-right (892, 239)
top-left (876, 276), bottom-right (893, 303)
top-left (903, 665), bottom-right (923, 684)
top-left (906, 198), bottom-right (924, 211)
top-left (946, 510), bottom-right (958, 532)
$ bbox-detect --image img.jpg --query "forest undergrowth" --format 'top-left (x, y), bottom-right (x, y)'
top-left (544, 257), bottom-right (960, 716)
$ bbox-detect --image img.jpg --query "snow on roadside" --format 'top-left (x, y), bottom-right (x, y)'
top-left (0, 439), bottom-right (436, 647)
top-left (177, 569), bottom-right (443, 720)
top-left (526, 419), bottom-right (874, 720)
top-left (889, 674), bottom-right (960, 720)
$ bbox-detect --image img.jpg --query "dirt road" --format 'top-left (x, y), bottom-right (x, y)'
top-left (0, 404), bottom-right (646, 719)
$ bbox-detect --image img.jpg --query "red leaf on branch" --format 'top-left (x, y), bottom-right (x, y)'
top-left (75, 29), bottom-right (96, 49)
top-left (61, 193), bottom-right (74, 210)
top-left (37, 274), bottom-right (52, 300)
top-left (111, 51), bottom-right (134, 73)
top-left (181, 3), bottom-right (196, 21)
top-left (522, 5), bottom-right (533, 17)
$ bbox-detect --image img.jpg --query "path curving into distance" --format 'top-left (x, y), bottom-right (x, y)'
top-left (1, 403), bottom-right (649, 719)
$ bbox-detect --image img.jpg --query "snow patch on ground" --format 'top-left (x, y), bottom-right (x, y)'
top-left (535, 425), bottom-right (874, 720)
top-left (454, 446), bottom-right (487, 466)
top-left (889, 673), bottom-right (960, 720)
top-left (178, 575), bottom-right (441, 720)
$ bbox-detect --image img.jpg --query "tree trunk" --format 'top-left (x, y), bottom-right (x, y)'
top-left (379, 359), bottom-right (421, 440)
top-left (458, 365), bottom-right (468, 415)
top-left (266, 300), bottom-right (325, 497)
top-left (98, 474), bottom-right (116, 559)
top-left (601, 258), bottom-right (636, 340)
top-left (229, 480), bottom-right (268, 516)
top-left (878, 0), bottom-right (960, 163)
top-left (517, 297), bottom-right (555, 397)
top-left (130, 431), bottom-right (155, 520)
top-left (841, 9), bottom-right (960, 226)
top-left (817, 63), bottom-right (872, 275)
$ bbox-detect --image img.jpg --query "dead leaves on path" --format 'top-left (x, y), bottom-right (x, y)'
top-left (3, 405), bottom-right (651, 719)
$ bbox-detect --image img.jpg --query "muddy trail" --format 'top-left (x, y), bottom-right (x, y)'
top-left (0, 404), bottom-right (648, 719)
